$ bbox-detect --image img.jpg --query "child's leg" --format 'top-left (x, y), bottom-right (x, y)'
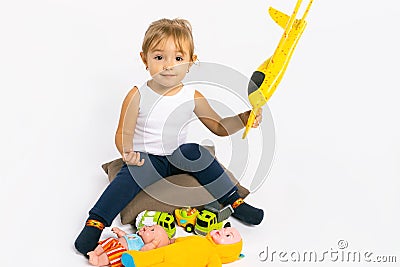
top-left (75, 154), bottom-right (169, 257)
top-left (167, 143), bottom-right (264, 225)
top-left (75, 164), bottom-right (141, 256)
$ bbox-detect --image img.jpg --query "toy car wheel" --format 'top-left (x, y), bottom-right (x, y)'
top-left (185, 224), bottom-right (194, 233)
top-left (223, 222), bottom-right (231, 228)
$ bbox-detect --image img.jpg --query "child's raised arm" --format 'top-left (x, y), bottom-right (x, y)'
top-left (194, 90), bottom-right (261, 136)
top-left (115, 86), bottom-right (140, 157)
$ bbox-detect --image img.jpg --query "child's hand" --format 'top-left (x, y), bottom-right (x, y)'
top-left (252, 108), bottom-right (263, 128)
top-left (241, 108), bottom-right (263, 128)
top-left (123, 150), bottom-right (145, 166)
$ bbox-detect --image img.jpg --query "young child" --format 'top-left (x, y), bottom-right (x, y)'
top-left (75, 18), bottom-right (263, 257)
top-left (87, 225), bottom-right (171, 267)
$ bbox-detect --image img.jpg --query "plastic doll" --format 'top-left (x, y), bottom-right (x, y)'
top-left (75, 18), bottom-right (263, 257)
top-left (121, 227), bottom-right (243, 267)
top-left (87, 225), bottom-right (171, 267)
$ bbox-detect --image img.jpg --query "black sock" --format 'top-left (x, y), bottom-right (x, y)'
top-left (223, 192), bottom-right (264, 225)
top-left (74, 215), bottom-right (105, 258)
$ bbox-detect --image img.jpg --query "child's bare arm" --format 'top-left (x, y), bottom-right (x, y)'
top-left (115, 87), bottom-right (144, 165)
top-left (194, 90), bottom-right (261, 136)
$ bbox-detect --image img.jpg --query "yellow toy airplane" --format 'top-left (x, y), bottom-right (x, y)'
top-left (242, 0), bottom-right (313, 139)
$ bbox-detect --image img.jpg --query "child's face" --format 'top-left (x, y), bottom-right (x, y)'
top-left (142, 37), bottom-right (194, 89)
top-left (210, 227), bottom-right (242, 245)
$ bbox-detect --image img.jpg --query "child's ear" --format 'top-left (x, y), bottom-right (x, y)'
top-left (189, 54), bottom-right (198, 67)
top-left (140, 52), bottom-right (148, 68)
top-left (192, 54), bottom-right (198, 63)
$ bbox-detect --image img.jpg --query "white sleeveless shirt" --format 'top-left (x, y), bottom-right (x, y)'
top-left (133, 82), bottom-right (196, 156)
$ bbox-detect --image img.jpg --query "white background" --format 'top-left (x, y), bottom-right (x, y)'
top-left (1, 0), bottom-right (399, 266)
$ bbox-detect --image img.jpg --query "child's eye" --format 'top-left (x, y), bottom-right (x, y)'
top-left (225, 234), bottom-right (231, 238)
top-left (176, 56), bottom-right (183, 61)
top-left (154, 55), bottom-right (163, 60)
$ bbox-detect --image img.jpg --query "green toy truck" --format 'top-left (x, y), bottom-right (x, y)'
top-left (193, 203), bottom-right (233, 236)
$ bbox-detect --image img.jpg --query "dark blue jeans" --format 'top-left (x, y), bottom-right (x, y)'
top-left (89, 143), bottom-right (238, 226)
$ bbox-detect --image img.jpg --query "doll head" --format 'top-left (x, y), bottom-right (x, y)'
top-left (206, 227), bottom-right (243, 263)
top-left (138, 225), bottom-right (170, 248)
top-left (209, 227), bottom-right (242, 245)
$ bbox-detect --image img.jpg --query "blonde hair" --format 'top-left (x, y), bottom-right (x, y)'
top-left (142, 18), bottom-right (195, 60)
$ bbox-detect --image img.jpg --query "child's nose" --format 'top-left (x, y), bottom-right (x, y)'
top-left (163, 64), bottom-right (173, 70)
top-left (163, 58), bottom-right (176, 70)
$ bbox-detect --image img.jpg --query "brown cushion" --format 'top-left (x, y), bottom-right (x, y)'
top-left (101, 146), bottom-right (250, 225)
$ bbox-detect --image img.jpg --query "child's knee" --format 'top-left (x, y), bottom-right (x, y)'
top-left (177, 143), bottom-right (211, 161)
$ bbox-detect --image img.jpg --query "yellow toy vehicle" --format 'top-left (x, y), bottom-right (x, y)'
top-left (175, 203), bottom-right (233, 236)
top-left (174, 207), bottom-right (199, 233)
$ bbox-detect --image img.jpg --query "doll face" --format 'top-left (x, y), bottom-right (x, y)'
top-left (138, 225), bottom-right (169, 245)
top-left (210, 227), bottom-right (242, 245)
